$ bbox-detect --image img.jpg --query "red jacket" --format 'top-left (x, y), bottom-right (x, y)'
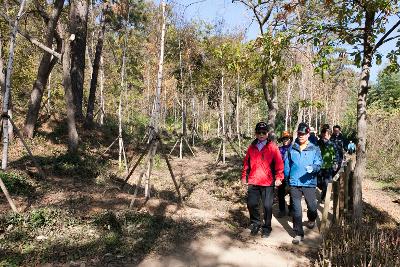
top-left (241, 140), bottom-right (284, 186)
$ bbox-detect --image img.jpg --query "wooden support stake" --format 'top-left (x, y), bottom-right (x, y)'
top-left (159, 140), bottom-right (182, 203)
top-left (339, 171), bottom-right (345, 220)
top-left (145, 141), bottom-right (157, 199)
top-left (129, 164), bottom-right (149, 208)
top-left (344, 159), bottom-right (352, 214)
top-left (99, 136), bottom-right (119, 159)
top-left (121, 138), bottom-right (128, 173)
top-left (333, 180), bottom-right (339, 223)
top-left (121, 141), bottom-right (152, 188)
top-left (183, 137), bottom-right (196, 157)
top-left (215, 141), bottom-right (223, 164)
top-left (0, 174), bottom-right (18, 213)
top-left (8, 118), bottom-right (46, 179)
top-left (169, 138), bottom-right (180, 156)
top-left (320, 182), bottom-right (333, 233)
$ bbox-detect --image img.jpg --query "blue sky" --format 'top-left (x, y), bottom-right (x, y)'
top-left (156, 0), bottom-right (400, 82)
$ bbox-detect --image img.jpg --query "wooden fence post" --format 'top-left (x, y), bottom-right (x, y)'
top-left (333, 179), bottom-right (339, 222)
top-left (339, 170), bottom-right (345, 220)
top-left (344, 159), bottom-right (352, 215)
top-left (321, 181), bottom-right (333, 233)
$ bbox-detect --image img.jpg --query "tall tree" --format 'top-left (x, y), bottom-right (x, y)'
top-left (69, 0), bottom-right (89, 120)
top-left (85, 4), bottom-right (109, 127)
top-left (305, 0), bottom-right (400, 219)
top-left (23, 0), bottom-right (64, 138)
top-left (234, 0), bottom-right (297, 130)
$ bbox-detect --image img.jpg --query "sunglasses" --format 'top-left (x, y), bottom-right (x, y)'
top-left (256, 131), bottom-right (267, 135)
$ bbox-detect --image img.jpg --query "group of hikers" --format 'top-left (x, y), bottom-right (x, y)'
top-left (241, 122), bottom-right (353, 244)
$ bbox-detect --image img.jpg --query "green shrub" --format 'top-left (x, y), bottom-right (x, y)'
top-left (0, 171), bottom-right (35, 196)
top-left (28, 208), bottom-right (60, 228)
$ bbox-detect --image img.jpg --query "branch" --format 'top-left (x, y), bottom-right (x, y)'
top-left (380, 34), bottom-right (400, 45)
top-left (260, 1), bottom-right (275, 26)
top-left (0, 11), bottom-right (61, 59)
top-left (33, 0), bottom-right (50, 22)
top-left (373, 19), bottom-right (400, 52)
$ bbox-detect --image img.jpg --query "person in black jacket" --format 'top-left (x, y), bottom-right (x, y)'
top-left (330, 125), bottom-right (347, 174)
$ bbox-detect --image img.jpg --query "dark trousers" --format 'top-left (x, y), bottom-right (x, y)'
top-left (277, 180), bottom-right (293, 213)
top-left (247, 185), bottom-right (274, 232)
top-left (319, 168), bottom-right (333, 200)
top-left (290, 186), bottom-right (318, 236)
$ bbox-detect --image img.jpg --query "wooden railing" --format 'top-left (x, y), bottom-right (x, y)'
top-left (321, 158), bottom-right (356, 233)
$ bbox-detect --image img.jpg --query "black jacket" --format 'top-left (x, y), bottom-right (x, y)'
top-left (330, 133), bottom-right (347, 159)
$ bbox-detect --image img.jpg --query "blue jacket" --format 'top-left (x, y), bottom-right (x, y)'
top-left (284, 141), bottom-right (322, 187)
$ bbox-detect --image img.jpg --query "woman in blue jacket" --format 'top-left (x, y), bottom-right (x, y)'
top-left (284, 123), bottom-right (322, 244)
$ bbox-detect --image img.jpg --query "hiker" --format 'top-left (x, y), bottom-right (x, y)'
top-left (241, 122), bottom-right (284, 238)
top-left (317, 128), bottom-right (338, 203)
top-left (319, 124), bottom-right (330, 139)
top-left (309, 127), bottom-right (318, 145)
top-left (284, 122), bottom-right (322, 244)
top-left (330, 125), bottom-right (347, 173)
top-left (277, 131), bottom-right (293, 217)
top-left (347, 141), bottom-right (356, 155)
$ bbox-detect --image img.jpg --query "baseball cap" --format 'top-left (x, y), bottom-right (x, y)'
top-left (255, 122), bottom-right (269, 132)
top-left (297, 122), bottom-right (310, 134)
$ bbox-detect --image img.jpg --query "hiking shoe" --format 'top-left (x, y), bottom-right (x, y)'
top-left (306, 221), bottom-right (315, 229)
top-left (250, 224), bottom-right (260, 236)
top-left (276, 210), bottom-right (286, 218)
top-left (292, 235), bottom-right (304, 244)
top-left (261, 229), bottom-right (271, 238)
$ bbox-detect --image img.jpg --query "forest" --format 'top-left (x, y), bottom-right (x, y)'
top-left (0, 0), bottom-right (399, 266)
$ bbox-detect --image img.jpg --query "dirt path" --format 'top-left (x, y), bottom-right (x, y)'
top-left (135, 150), bottom-right (322, 267)
top-left (362, 179), bottom-right (400, 223)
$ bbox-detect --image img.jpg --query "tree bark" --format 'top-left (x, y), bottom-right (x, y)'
top-left (63, 34), bottom-right (79, 153)
top-left (2, 0), bottom-right (27, 169)
top-left (24, 0), bottom-right (64, 138)
top-left (221, 73), bottom-right (226, 164)
top-left (85, 6), bottom-right (107, 126)
top-left (0, 34), bottom-right (5, 95)
top-left (69, 0), bottom-right (89, 121)
top-left (261, 73), bottom-right (278, 130)
top-left (353, 10), bottom-right (375, 220)
top-left (151, 1), bottom-right (166, 136)
top-left (236, 73), bottom-right (241, 150)
top-left (99, 55), bottom-right (105, 125)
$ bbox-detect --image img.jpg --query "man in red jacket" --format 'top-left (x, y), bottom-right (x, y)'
top-left (241, 122), bottom-right (285, 238)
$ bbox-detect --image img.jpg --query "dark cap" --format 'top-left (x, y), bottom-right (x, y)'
top-left (255, 121), bottom-right (270, 132)
top-left (297, 122), bottom-right (310, 134)
top-left (321, 124), bottom-right (330, 130)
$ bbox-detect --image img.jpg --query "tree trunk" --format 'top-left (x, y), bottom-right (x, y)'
top-left (63, 34), bottom-right (79, 154)
top-left (261, 73), bottom-right (278, 130)
top-left (0, 34), bottom-right (5, 95)
top-left (353, 10), bottom-right (375, 220)
top-left (23, 0), bottom-right (64, 137)
top-left (221, 73), bottom-right (226, 164)
top-left (99, 55), bottom-right (105, 125)
top-left (69, 0), bottom-right (89, 121)
top-left (2, 0), bottom-right (27, 169)
top-left (236, 73), bottom-right (241, 151)
top-left (151, 0), bottom-right (166, 137)
top-left (285, 79), bottom-right (292, 131)
top-left (86, 6), bottom-right (107, 126)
